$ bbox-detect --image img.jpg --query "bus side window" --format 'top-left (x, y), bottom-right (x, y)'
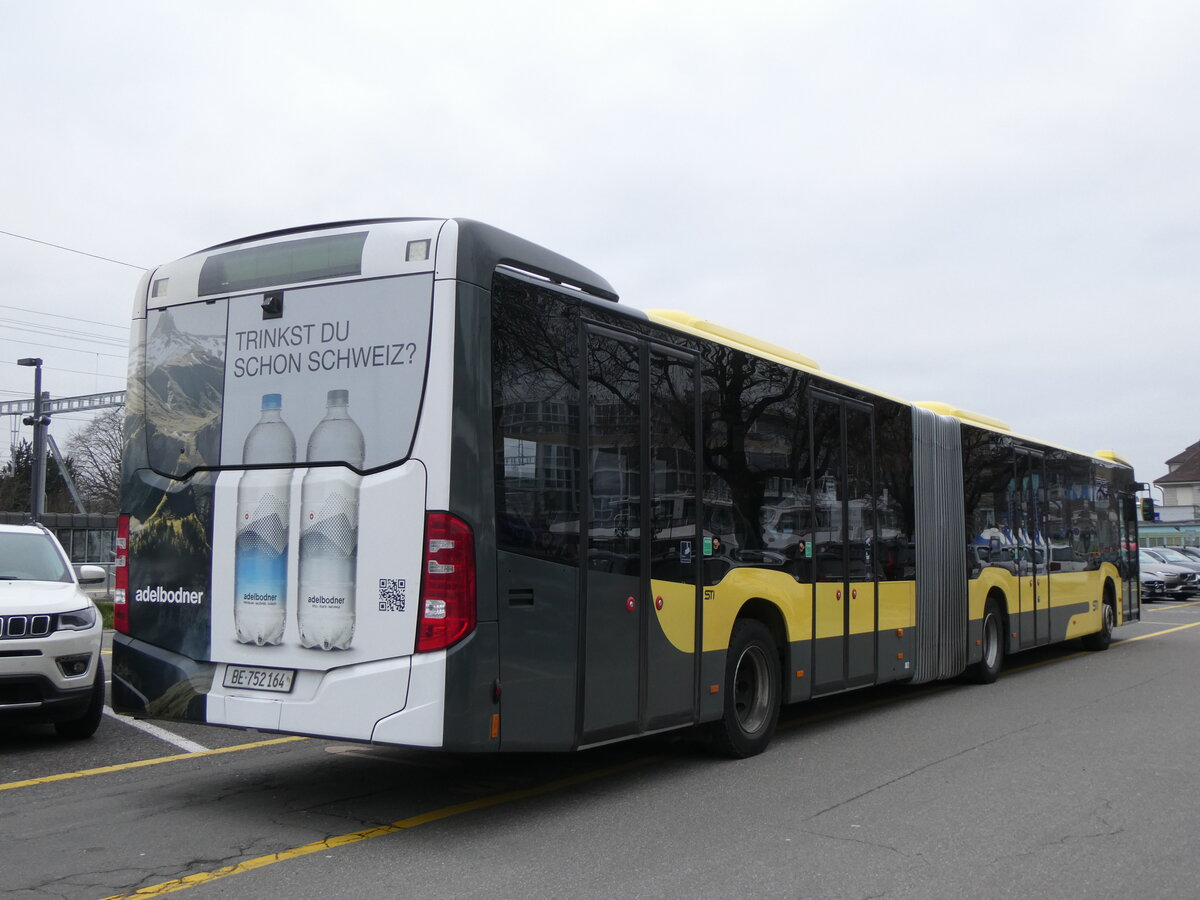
top-left (491, 274), bottom-right (581, 566)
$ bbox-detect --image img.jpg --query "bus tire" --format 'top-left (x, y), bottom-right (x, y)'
top-left (710, 619), bottom-right (781, 758)
top-left (1082, 588), bottom-right (1116, 652)
top-left (971, 599), bottom-right (1004, 684)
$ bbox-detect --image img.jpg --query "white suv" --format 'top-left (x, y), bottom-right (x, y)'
top-left (0, 523), bottom-right (106, 738)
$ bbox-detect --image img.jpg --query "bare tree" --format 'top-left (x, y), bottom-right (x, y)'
top-left (64, 407), bottom-right (124, 513)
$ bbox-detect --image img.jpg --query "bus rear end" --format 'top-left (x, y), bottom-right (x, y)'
top-left (113, 219), bottom-right (468, 748)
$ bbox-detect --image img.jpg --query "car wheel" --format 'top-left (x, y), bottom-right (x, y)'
top-left (55, 658), bottom-right (105, 740)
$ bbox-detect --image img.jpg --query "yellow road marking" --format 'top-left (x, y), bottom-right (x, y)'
top-left (0, 736), bottom-right (306, 793)
top-left (1006, 620), bottom-right (1200, 673)
top-left (1119, 621), bottom-right (1200, 642)
top-left (100, 757), bottom-right (656, 899)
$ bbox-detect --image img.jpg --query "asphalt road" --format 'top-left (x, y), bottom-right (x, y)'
top-left (5, 601), bottom-right (1200, 900)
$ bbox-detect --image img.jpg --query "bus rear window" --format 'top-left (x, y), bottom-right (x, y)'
top-left (198, 232), bottom-right (368, 296)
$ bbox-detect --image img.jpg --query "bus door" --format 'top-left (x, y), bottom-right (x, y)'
top-left (1016, 449), bottom-right (1050, 648)
top-left (1118, 490), bottom-right (1140, 623)
top-left (811, 392), bottom-right (878, 695)
top-left (580, 326), bottom-right (700, 743)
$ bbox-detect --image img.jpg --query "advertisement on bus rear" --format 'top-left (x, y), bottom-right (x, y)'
top-left (126, 275), bottom-right (433, 670)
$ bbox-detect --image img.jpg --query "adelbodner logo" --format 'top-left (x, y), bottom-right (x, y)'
top-left (134, 586), bottom-right (205, 605)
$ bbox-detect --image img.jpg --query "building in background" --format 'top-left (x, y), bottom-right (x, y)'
top-left (1140, 440), bottom-right (1200, 547)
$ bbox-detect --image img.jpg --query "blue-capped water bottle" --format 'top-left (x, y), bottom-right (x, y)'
top-left (235, 393), bottom-right (296, 645)
top-left (298, 389), bottom-right (365, 650)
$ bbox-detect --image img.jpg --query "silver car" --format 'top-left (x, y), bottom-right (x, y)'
top-left (1143, 548), bottom-right (1200, 592)
top-left (1139, 549), bottom-right (1198, 598)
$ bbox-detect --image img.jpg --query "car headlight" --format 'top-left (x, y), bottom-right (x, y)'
top-left (57, 606), bottom-right (97, 631)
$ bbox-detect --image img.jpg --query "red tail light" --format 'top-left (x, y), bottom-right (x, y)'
top-left (114, 515), bottom-right (130, 634)
top-left (416, 512), bottom-right (476, 652)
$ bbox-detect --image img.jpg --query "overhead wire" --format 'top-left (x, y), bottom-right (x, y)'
top-left (0, 228), bottom-right (148, 271)
top-left (0, 304), bottom-right (129, 333)
top-left (0, 303), bottom-right (128, 333)
top-left (0, 338), bottom-right (126, 359)
top-left (1, 229), bottom-right (138, 465)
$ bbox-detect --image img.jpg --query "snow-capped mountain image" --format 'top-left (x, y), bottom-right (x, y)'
top-left (146, 308), bottom-right (226, 370)
top-left (143, 306), bottom-right (227, 474)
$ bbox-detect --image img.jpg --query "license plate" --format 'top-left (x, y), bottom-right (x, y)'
top-left (222, 664), bottom-right (295, 693)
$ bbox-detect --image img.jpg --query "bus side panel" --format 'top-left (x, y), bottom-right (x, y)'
top-left (877, 580), bottom-right (916, 681)
top-left (493, 553), bottom-right (579, 750)
top-left (1050, 571), bottom-right (1097, 641)
top-left (440, 279), bottom-right (503, 750)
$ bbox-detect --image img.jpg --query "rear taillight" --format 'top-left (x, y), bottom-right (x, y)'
top-left (416, 512), bottom-right (476, 652)
top-left (114, 514), bottom-right (130, 634)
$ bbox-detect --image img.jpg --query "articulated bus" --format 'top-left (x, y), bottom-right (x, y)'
top-left (113, 218), bottom-right (1141, 757)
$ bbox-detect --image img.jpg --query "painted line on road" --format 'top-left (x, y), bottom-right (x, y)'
top-left (0, 736), bottom-right (306, 793)
top-left (1006, 620), bottom-right (1200, 674)
top-left (103, 707), bottom-right (209, 753)
top-left (99, 756), bottom-right (658, 899)
top-left (1118, 621), bottom-right (1200, 642)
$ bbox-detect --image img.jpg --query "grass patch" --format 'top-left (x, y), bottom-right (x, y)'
top-left (96, 600), bottom-right (114, 630)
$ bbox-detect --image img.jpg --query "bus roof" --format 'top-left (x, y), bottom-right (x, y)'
top-left (192, 218), bottom-right (620, 304)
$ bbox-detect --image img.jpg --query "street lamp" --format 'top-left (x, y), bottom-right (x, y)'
top-left (17, 357), bottom-right (50, 522)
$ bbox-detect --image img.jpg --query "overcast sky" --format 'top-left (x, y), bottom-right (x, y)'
top-left (2, 2), bottom-right (1197, 491)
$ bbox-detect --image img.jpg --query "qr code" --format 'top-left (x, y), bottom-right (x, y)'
top-left (378, 578), bottom-right (406, 612)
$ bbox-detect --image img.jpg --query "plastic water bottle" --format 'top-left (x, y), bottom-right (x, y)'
top-left (298, 389), bottom-right (365, 650)
top-left (235, 393), bottom-right (296, 645)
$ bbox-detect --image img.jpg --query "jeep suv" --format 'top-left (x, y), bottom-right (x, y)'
top-left (0, 523), bottom-right (106, 738)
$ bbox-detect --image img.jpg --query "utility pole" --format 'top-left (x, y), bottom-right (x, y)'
top-left (17, 357), bottom-right (51, 522)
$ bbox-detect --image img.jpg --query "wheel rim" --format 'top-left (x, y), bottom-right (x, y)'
top-left (982, 613), bottom-right (1000, 668)
top-left (733, 645), bottom-right (772, 735)
top-left (1103, 602), bottom-right (1115, 635)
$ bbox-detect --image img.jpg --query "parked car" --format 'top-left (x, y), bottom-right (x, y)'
top-left (1140, 570), bottom-right (1168, 600)
top-left (1143, 547), bottom-right (1200, 581)
top-left (0, 523), bottom-right (107, 738)
top-left (1138, 549), bottom-right (1198, 598)
top-left (1174, 546), bottom-right (1200, 563)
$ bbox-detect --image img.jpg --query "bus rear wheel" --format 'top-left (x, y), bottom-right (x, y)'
top-left (710, 619), bottom-right (781, 758)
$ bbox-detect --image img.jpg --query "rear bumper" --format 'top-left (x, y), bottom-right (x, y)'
top-left (112, 632), bottom-right (447, 747)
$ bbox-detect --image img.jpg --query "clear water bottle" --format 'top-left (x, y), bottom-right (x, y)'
top-left (298, 389), bottom-right (365, 650)
top-left (235, 393), bottom-right (296, 646)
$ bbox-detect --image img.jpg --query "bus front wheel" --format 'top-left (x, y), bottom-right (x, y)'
top-left (1083, 590), bottom-right (1116, 652)
top-left (971, 599), bottom-right (1004, 684)
top-left (710, 619), bottom-right (781, 758)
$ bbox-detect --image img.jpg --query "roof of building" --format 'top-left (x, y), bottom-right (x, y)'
top-left (1157, 440), bottom-right (1200, 485)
